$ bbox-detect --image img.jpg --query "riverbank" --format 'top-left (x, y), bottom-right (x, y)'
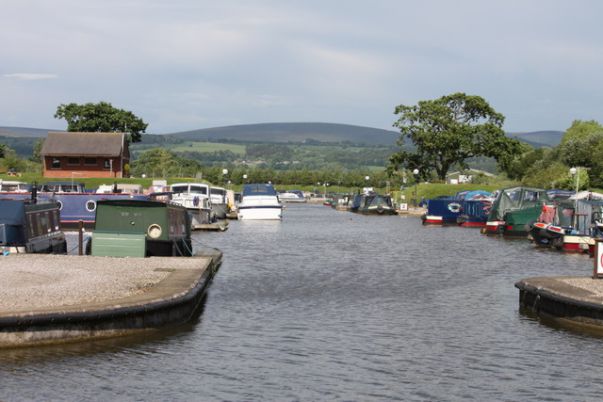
top-left (0, 252), bottom-right (221, 348)
top-left (516, 276), bottom-right (603, 332)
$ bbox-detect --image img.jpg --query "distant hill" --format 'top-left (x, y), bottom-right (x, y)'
top-left (0, 126), bottom-right (59, 138)
top-left (508, 130), bottom-right (564, 148)
top-left (167, 122), bottom-right (400, 145)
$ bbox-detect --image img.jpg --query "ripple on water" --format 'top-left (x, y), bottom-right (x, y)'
top-left (1, 204), bottom-right (602, 400)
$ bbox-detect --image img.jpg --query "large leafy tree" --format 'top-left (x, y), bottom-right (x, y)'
top-left (54, 101), bottom-right (148, 142)
top-left (389, 92), bottom-right (522, 180)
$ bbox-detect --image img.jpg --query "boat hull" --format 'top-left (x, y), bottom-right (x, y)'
top-left (237, 206), bottom-right (282, 220)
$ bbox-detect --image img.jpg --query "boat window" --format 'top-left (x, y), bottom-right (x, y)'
top-left (190, 186), bottom-right (207, 195)
top-left (171, 185), bottom-right (188, 193)
top-left (210, 188), bottom-right (226, 195)
top-left (51, 158), bottom-right (61, 169)
top-left (524, 191), bottom-right (538, 202)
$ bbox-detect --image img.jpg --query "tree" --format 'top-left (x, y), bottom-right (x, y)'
top-left (0, 143), bottom-right (6, 158)
top-left (389, 93), bottom-right (522, 180)
top-left (54, 101), bottom-right (148, 142)
top-left (30, 139), bottom-right (44, 162)
top-left (558, 120), bottom-right (603, 167)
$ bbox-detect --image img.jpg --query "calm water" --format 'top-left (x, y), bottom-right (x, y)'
top-left (1, 204), bottom-right (601, 401)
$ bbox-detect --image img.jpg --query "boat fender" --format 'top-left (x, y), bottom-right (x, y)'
top-left (193, 196), bottom-right (200, 207)
top-left (592, 211), bottom-right (601, 224)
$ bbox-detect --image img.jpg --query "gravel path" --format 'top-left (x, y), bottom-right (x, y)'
top-left (0, 254), bottom-right (207, 312)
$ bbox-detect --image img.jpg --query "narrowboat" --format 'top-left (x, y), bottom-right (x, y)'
top-left (484, 187), bottom-right (549, 236)
top-left (422, 196), bottom-right (462, 225)
top-left (350, 192), bottom-right (396, 215)
top-left (91, 199), bottom-right (192, 257)
top-left (39, 181), bottom-right (149, 229)
top-left (237, 183), bottom-right (283, 220)
top-left (530, 195), bottom-right (603, 253)
top-left (456, 191), bottom-right (494, 228)
top-left (0, 199), bottom-right (67, 254)
top-left (422, 190), bottom-right (492, 226)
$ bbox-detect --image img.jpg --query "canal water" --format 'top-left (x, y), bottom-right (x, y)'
top-left (1, 204), bottom-right (602, 400)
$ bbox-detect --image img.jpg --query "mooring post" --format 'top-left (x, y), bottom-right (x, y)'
top-left (78, 220), bottom-right (84, 255)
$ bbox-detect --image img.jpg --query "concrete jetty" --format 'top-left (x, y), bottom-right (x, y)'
top-left (516, 276), bottom-right (603, 332)
top-left (0, 252), bottom-right (221, 348)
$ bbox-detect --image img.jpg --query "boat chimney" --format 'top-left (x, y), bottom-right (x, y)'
top-left (31, 182), bottom-right (38, 204)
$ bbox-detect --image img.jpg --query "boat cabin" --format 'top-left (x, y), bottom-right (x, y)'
top-left (0, 199), bottom-right (66, 254)
top-left (91, 199), bottom-right (192, 257)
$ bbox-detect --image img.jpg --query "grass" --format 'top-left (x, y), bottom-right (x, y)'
top-left (136, 142), bottom-right (246, 155)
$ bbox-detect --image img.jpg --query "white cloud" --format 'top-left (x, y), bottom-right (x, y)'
top-left (3, 73), bottom-right (58, 81)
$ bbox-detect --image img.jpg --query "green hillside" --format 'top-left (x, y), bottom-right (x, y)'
top-left (167, 122), bottom-right (400, 145)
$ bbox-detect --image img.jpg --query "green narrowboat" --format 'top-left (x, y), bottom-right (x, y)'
top-left (485, 187), bottom-right (549, 237)
top-left (91, 199), bottom-right (193, 257)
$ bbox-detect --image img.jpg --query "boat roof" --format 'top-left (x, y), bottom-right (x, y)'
top-left (243, 183), bottom-right (277, 196)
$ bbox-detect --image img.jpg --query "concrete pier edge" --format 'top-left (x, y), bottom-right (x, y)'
top-left (516, 276), bottom-right (603, 331)
top-left (0, 253), bottom-right (221, 348)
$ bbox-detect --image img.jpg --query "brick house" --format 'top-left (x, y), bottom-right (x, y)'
top-left (41, 132), bottom-right (130, 178)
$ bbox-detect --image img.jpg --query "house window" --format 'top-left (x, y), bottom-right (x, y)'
top-left (67, 157), bottom-right (80, 165)
top-left (84, 158), bottom-right (97, 166)
top-left (104, 159), bottom-right (111, 170)
top-left (51, 158), bottom-right (61, 169)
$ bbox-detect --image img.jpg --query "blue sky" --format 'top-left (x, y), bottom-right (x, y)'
top-left (2, 0), bottom-right (603, 134)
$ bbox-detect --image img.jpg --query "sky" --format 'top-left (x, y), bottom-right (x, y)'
top-left (2, 0), bottom-right (603, 134)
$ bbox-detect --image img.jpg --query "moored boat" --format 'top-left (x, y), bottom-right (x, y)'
top-left (91, 199), bottom-right (193, 257)
top-left (169, 182), bottom-right (214, 229)
top-left (0, 198), bottom-right (67, 254)
top-left (484, 187), bottom-right (549, 236)
top-left (237, 183), bottom-right (283, 220)
top-left (350, 192), bottom-right (396, 215)
top-left (38, 181), bottom-right (149, 229)
top-left (278, 190), bottom-right (306, 203)
top-left (210, 186), bottom-right (228, 219)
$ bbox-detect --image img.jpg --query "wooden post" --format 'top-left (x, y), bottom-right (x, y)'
top-left (78, 220), bottom-right (84, 256)
top-left (593, 239), bottom-right (603, 279)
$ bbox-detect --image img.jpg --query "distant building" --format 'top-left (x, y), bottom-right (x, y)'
top-left (40, 132), bottom-right (130, 178)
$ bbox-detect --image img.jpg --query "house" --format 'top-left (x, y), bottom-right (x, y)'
top-left (41, 132), bottom-right (130, 178)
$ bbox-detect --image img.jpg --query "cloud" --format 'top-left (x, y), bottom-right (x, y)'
top-left (3, 73), bottom-right (58, 81)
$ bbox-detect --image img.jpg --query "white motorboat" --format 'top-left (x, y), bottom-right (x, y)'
top-left (278, 190), bottom-right (306, 203)
top-left (169, 182), bottom-right (214, 228)
top-left (238, 183), bottom-right (283, 220)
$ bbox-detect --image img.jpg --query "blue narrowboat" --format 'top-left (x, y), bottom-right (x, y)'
top-left (0, 199), bottom-right (67, 254)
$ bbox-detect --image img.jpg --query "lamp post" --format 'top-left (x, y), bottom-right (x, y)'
top-left (222, 168), bottom-right (228, 187)
top-left (413, 169), bottom-right (419, 207)
top-left (243, 174), bottom-right (248, 184)
top-left (324, 182), bottom-right (329, 198)
top-left (570, 167), bottom-right (579, 227)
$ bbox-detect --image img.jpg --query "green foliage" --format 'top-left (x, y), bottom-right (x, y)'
top-left (504, 145), bottom-right (548, 180)
top-left (390, 92), bottom-right (522, 180)
top-left (31, 139), bottom-right (44, 162)
top-left (54, 101), bottom-right (148, 142)
top-left (130, 148), bottom-right (201, 178)
top-left (0, 143), bottom-right (5, 158)
top-left (558, 120), bottom-right (603, 167)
